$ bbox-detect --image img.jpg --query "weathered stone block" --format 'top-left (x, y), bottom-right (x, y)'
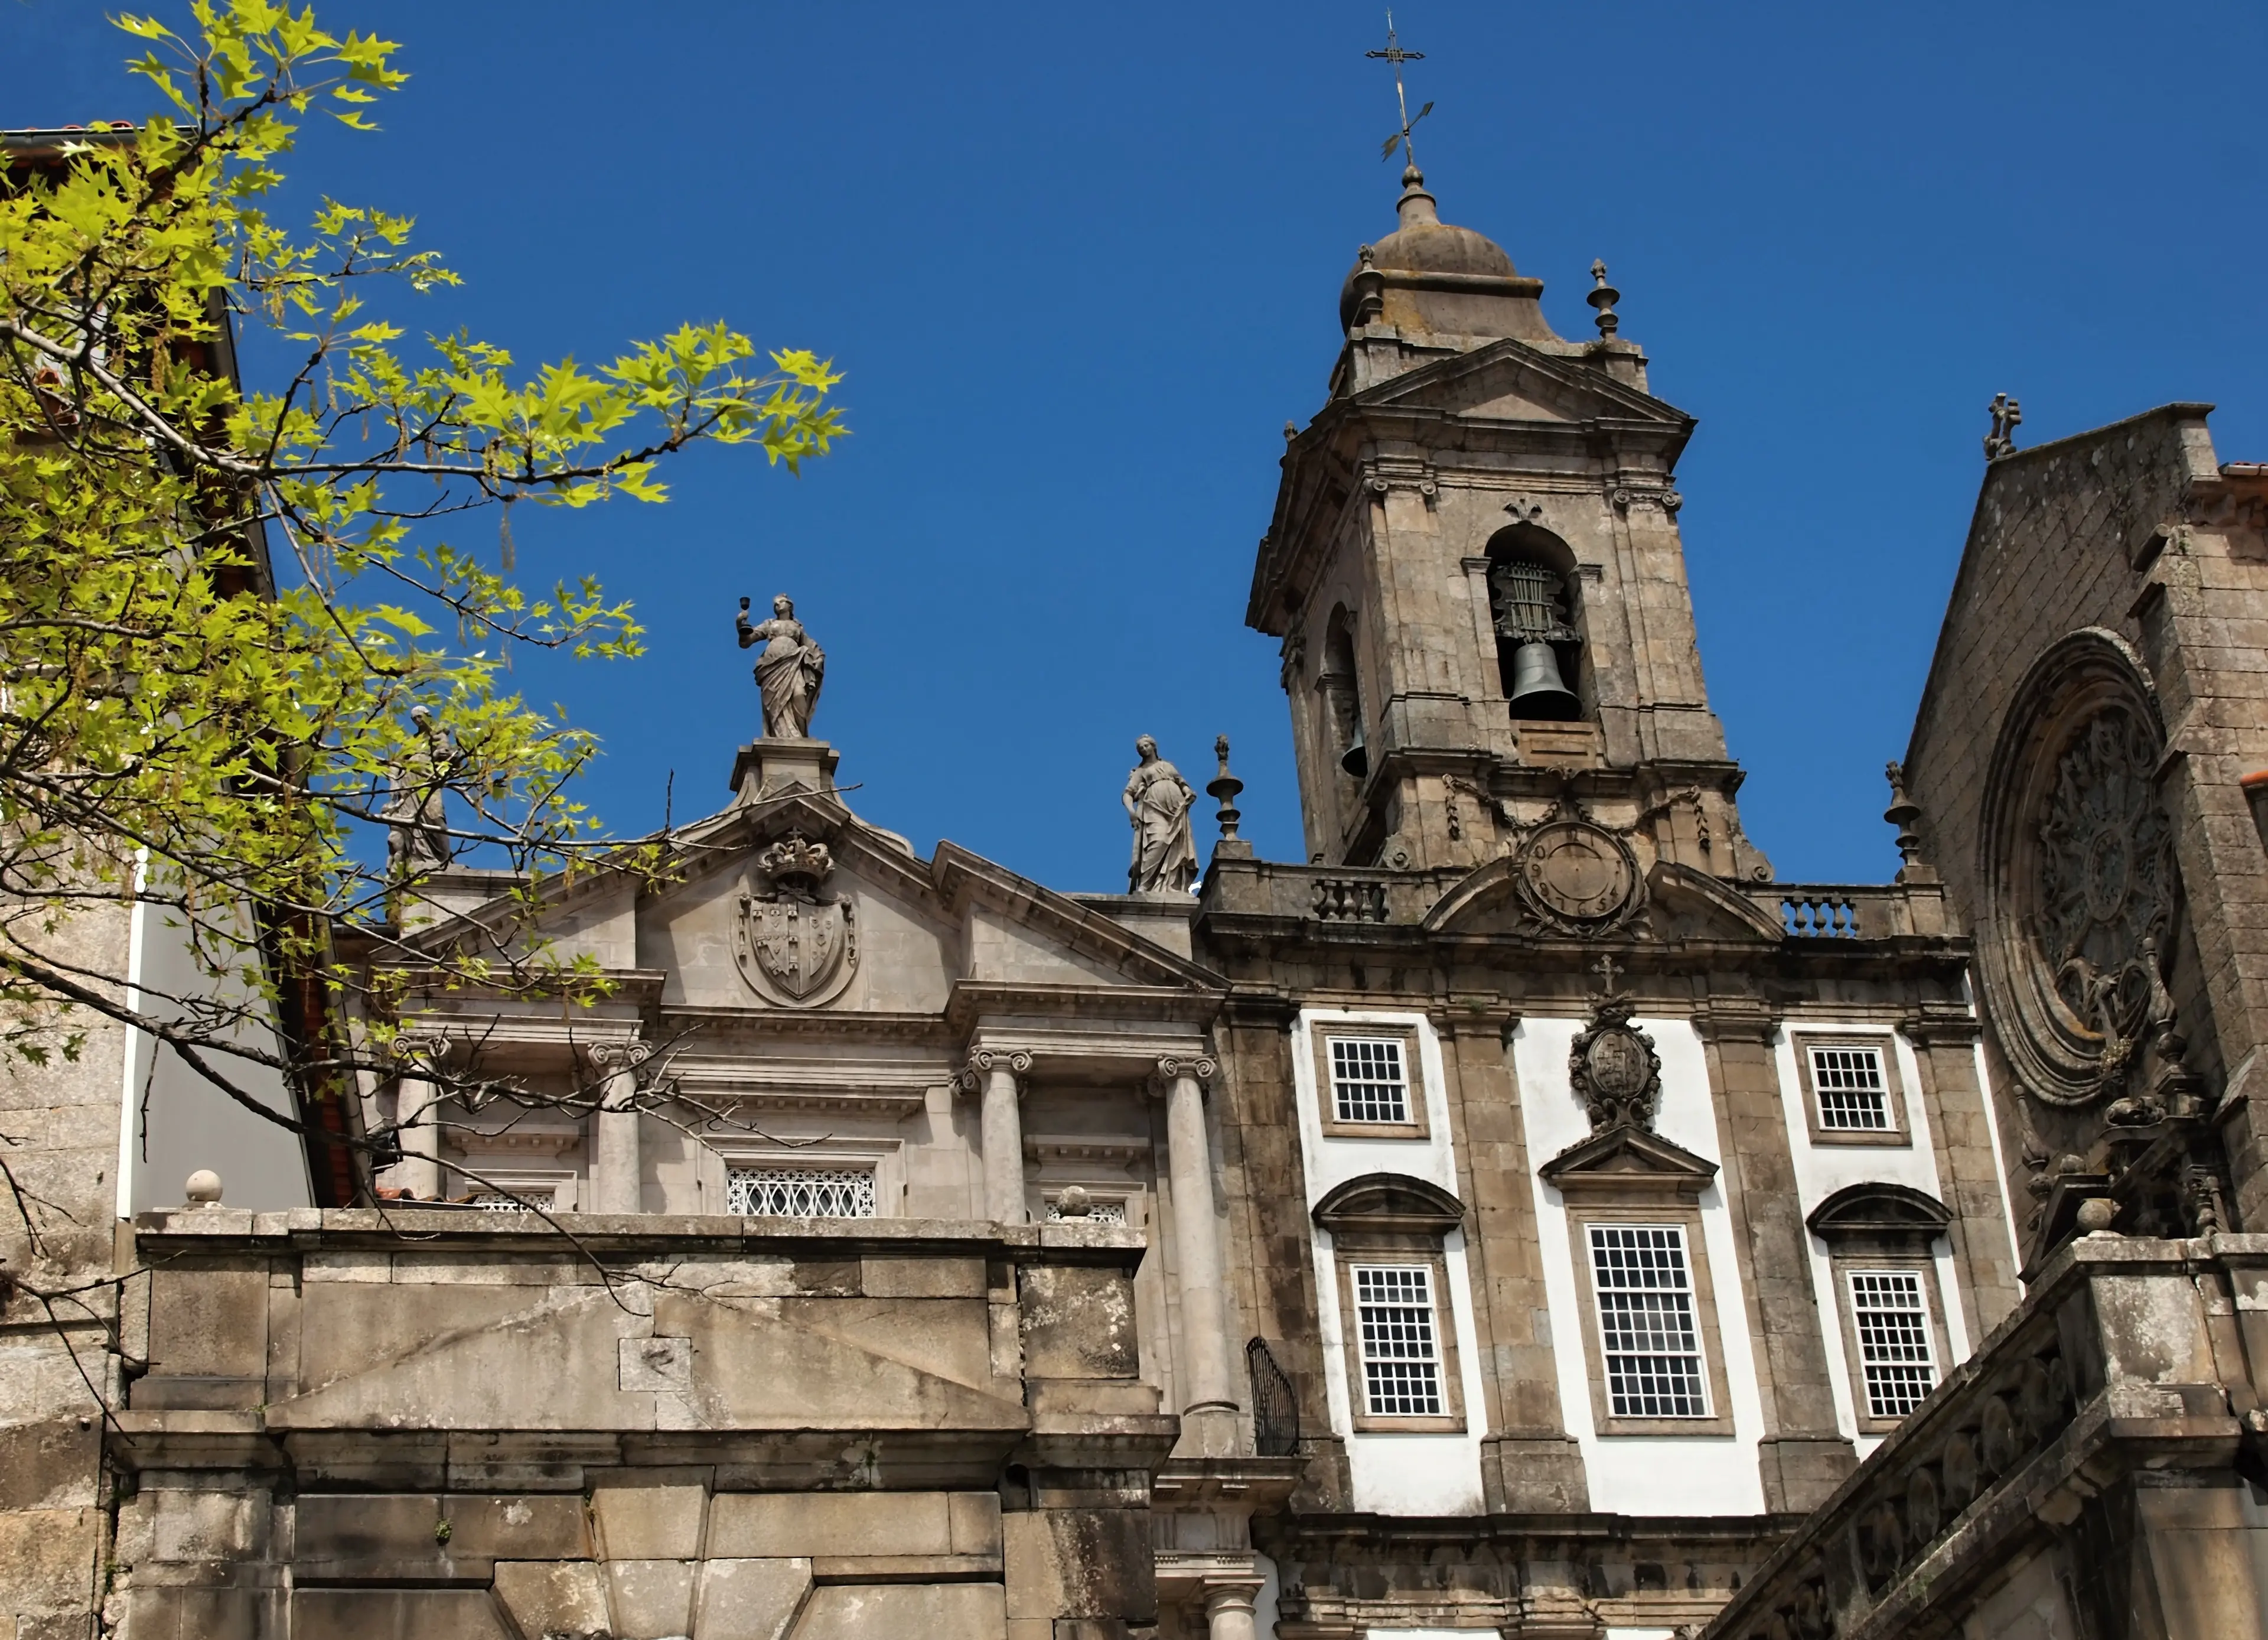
top-left (0, 1417), bottom-right (99, 1512)
top-left (592, 1480), bottom-right (706, 1559)
top-left (691, 1556), bottom-right (812, 1640)
top-left (293, 1492), bottom-right (589, 1575)
top-left (146, 1266), bottom-right (269, 1381)
top-left (119, 1586), bottom-right (284, 1639)
top-left (292, 1587), bottom-right (514, 1639)
top-left (605, 1558), bottom-right (697, 1639)
top-left (706, 1491), bottom-right (954, 1558)
top-left (787, 1583), bottom-right (1006, 1640)
top-left (0, 1506), bottom-right (103, 1615)
top-left (1002, 1508), bottom-right (1156, 1623)
top-left (950, 1490), bottom-right (1004, 1556)
top-left (145, 1488), bottom-right (271, 1564)
top-left (862, 1255), bottom-right (988, 1299)
top-left (1019, 1267), bottom-right (1138, 1379)
top-left (493, 1559), bottom-right (612, 1640)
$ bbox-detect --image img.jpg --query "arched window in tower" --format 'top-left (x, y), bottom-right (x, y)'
top-left (1486, 528), bottom-right (1585, 722)
top-left (1319, 606), bottom-right (1367, 777)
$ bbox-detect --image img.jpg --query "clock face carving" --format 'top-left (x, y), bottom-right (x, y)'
top-left (1516, 819), bottom-right (1643, 933)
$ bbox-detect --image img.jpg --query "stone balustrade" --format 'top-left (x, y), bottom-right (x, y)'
top-left (1700, 1232), bottom-right (2268, 1640)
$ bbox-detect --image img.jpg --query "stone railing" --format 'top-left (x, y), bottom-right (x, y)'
top-left (1752, 883), bottom-right (1951, 942)
top-left (1203, 860), bottom-right (1460, 926)
top-left (1700, 1233), bottom-right (2268, 1640)
top-left (112, 1210), bottom-right (1175, 1639)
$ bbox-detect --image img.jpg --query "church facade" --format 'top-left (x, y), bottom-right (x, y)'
top-left (13, 160), bottom-right (2268, 1640)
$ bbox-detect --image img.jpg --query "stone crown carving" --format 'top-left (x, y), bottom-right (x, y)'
top-left (735, 829), bottom-right (859, 1008)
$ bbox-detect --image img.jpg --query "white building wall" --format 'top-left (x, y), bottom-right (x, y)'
top-left (1516, 1016), bottom-right (1770, 1518)
top-left (1771, 1024), bottom-right (1964, 1457)
top-left (1291, 1006), bottom-right (1488, 1516)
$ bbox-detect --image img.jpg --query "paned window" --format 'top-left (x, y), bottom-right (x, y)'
top-left (725, 1165), bottom-right (876, 1219)
top-left (1352, 1265), bottom-right (1443, 1417)
top-left (1588, 1225), bottom-right (1709, 1418)
top-left (1329, 1037), bottom-right (1409, 1124)
top-left (1850, 1270), bottom-right (1938, 1418)
top-left (1810, 1046), bottom-right (1891, 1131)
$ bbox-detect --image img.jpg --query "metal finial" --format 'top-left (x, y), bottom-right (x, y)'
top-left (1586, 259), bottom-right (1621, 340)
top-left (1884, 760), bottom-right (1924, 872)
top-left (1984, 393), bottom-right (2023, 460)
top-left (1367, 12), bottom-right (1433, 171)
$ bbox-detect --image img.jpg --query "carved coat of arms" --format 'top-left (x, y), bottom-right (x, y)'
top-left (1569, 998), bottom-right (1662, 1131)
top-left (734, 832), bottom-right (857, 1007)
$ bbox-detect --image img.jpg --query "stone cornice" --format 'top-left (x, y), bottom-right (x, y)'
top-left (1687, 997), bottom-right (1781, 1043)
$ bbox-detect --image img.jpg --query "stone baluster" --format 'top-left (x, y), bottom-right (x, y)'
top-left (1203, 1579), bottom-right (1263, 1640)
top-left (389, 1031), bottom-right (450, 1200)
top-left (1158, 1054), bottom-right (1236, 1454)
top-left (964, 1048), bottom-right (1033, 1224)
top-left (587, 1040), bottom-right (652, 1215)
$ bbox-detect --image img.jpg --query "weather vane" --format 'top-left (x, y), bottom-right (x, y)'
top-left (1367, 12), bottom-right (1433, 167)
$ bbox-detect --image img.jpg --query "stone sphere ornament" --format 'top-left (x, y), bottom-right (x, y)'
top-left (184, 1169), bottom-right (223, 1207)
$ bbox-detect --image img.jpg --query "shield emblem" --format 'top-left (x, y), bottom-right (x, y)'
top-left (744, 891), bottom-right (850, 1001)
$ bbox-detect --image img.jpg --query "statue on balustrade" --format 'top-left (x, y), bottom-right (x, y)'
top-left (1124, 735), bottom-right (1199, 895)
top-left (737, 594), bottom-right (826, 739)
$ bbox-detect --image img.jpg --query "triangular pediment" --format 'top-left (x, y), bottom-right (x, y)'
top-left (1354, 336), bottom-right (1693, 431)
top-left (1539, 1122), bottom-right (1718, 1202)
top-left (1645, 861), bottom-right (1787, 945)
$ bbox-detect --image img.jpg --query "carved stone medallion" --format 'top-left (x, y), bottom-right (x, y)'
top-left (1979, 633), bottom-right (2180, 1107)
top-left (734, 832), bottom-right (858, 1007)
top-left (1569, 999), bottom-right (1662, 1131)
top-left (1514, 819), bottom-right (1644, 934)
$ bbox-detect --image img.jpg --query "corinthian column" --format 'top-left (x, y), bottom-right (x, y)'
top-left (1159, 1054), bottom-right (1236, 1454)
top-left (588, 1040), bottom-right (651, 1215)
top-left (965, 1049), bottom-right (1032, 1224)
top-left (389, 1031), bottom-right (450, 1200)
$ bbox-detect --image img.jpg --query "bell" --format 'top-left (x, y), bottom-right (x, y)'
top-left (1506, 640), bottom-right (1580, 721)
top-left (1339, 722), bottom-right (1368, 778)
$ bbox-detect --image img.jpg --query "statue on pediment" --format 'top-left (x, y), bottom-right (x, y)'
top-left (737, 594), bottom-right (826, 740)
top-left (1124, 736), bottom-right (1198, 896)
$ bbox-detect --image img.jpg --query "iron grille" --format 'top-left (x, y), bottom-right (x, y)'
top-left (1488, 558), bottom-right (1576, 643)
top-left (1247, 1336), bottom-right (1300, 1457)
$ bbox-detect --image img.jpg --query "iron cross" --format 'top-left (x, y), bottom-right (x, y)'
top-left (1367, 12), bottom-right (1434, 167)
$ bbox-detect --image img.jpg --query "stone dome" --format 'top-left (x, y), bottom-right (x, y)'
top-left (1338, 168), bottom-right (1518, 330)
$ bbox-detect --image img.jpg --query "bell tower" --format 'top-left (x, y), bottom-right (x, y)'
top-left (1250, 166), bottom-right (1770, 883)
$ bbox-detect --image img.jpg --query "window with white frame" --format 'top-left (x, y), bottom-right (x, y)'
top-left (1849, 1270), bottom-right (1938, 1418)
top-left (725, 1165), bottom-right (876, 1219)
top-left (1329, 1036), bottom-right (1409, 1125)
top-left (1588, 1225), bottom-right (1710, 1418)
top-left (1351, 1265), bottom-right (1444, 1417)
top-left (1810, 1044), bottom-right (1891, 1131)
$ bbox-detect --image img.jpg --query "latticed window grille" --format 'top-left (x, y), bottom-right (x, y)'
top-left (1588, 1225), bottom-right (1709, 1418)
top-left (725, 1166), bottom-right (876, 1219)
top-left (1811, 1046), bottom-right (1891, 1130)
top-left (1329, 1037), bottom-right (1409, 1124)
top-left (472, 1190), bottom-right (552, 1212)
top-left (1488, 558), bottom-right (1577, 642)
top-left (1353, 1265), bottom-right (1443, 1417)
top-left (1045, 1198), bottom-right (1128, 1224)
top-left (1850, 1270), bottom-right (1937, 1418)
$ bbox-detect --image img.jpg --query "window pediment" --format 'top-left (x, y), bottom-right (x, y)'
top-left (1805, 1182), bottom-right (1951, 1251)
top-left (1311, 1172), bottom-right (1465, 1238)
top-left (1538, 1123), bottom-right (1719, 1202)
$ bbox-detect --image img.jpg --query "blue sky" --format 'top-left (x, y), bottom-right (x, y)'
top-left (10, 1), bottom-right (2267, 890)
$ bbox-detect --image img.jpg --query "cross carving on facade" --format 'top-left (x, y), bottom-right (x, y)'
top-left (1367, 12), bottom-right (1433, 167)
top-left (1592, 954), bottom-right (1624, 996)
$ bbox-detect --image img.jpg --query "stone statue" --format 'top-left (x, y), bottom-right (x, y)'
top-left (382, 704), bottom-right (458, 880)
top-left (1123, 735), bottom-right (1199, 895)
top-left (737, 594), bottom-right (826, 740)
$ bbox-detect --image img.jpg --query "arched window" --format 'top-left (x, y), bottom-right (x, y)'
top-left (1319, 605), bottom-right (1366, 777)
top-left (1485, 526), bottom-right (1584, 722)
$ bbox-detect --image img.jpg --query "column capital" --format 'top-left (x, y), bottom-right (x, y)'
top-left (959, 1047), bottom-right (1032, 1092)
top-left (1153, 1055), bottom-right (1218, 1094)
top-left (390, 1029), bottom-right (451, 1070)
top-left (1688, 997), bottom-right (1780, 1043)
top-left (585, 1038), bottom-right (653, 1075)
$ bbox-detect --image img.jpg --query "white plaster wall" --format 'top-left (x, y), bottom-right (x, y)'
top-left (1515, 1016), bottom-right (1768, 1517)
top-left (116, 892), bottom-right (310, 1215)
top-left (1770, 1025), bottom-right (1964, 1456)
top-left (1292, 1006), bottom-right (1488, 1516)
top-left (1254, 1553), bottom-right (1281, 1640)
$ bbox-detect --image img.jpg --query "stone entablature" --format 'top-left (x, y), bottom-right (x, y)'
top-left (112, 1208), bottom-right (1172, 1638)
top-left (1699, 1231), bottom-right (2268, 1640)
